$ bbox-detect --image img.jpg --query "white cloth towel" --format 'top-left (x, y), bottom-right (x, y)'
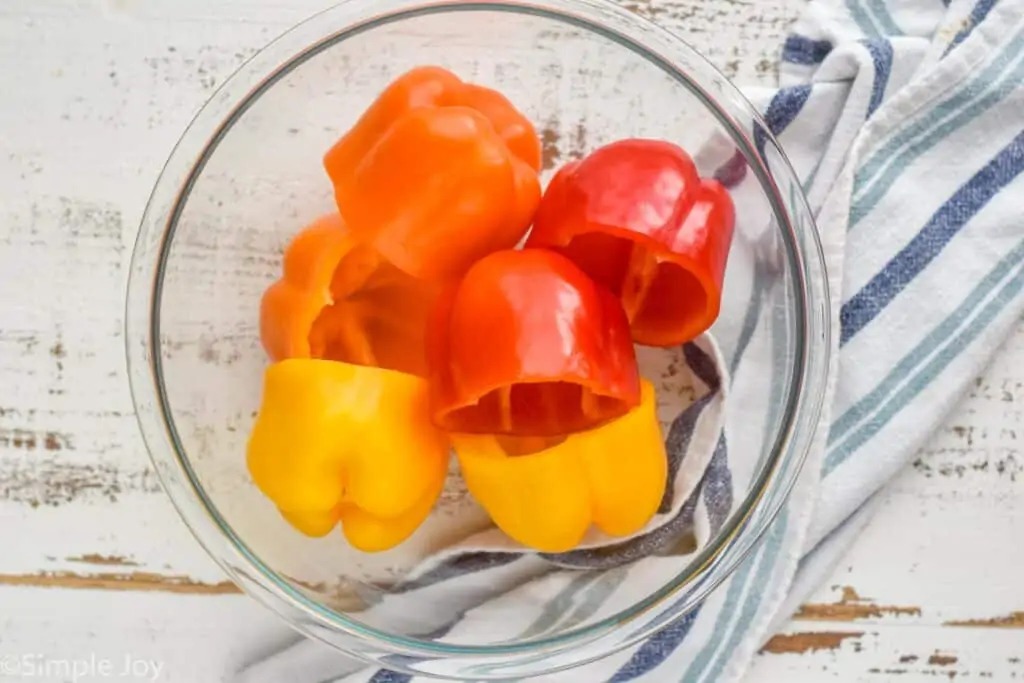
top-left (237, 0), bottom-right (1024, 680)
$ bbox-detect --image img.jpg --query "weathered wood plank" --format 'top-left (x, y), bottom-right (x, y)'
top-left (756, 622), bottom-right (1024, 681)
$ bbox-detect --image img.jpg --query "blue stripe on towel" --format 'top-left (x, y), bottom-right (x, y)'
top-left (649, 342), bottom-right (722, 511)
top-left (756, 84), bottom-right (813, 156)
top-left (861, 39), bottom-right (895, 115)
top-left (827, 241), bottom-right (1024, 473)
top-left (946, 0), bottom-right (999, 54)
top-left (702, 436), bottom-right (733, 533)
top-left (607, 609), bottom-right (703, 682)
top-left (648, 342), bottom-right (720, 512)
top-left (683, 342), bottom-right (722, 392)
top-left (829, 240), bottom-right (1024, 452)
top-left (840, 129), bottom-right (1024, 346)
top-left (851, 30), bottom-right (1024, 227)
top-left (782, 35), bottom-right (834, 65)
top-left (659, 393), bottom-right (717, 513)
top-left (764, 84), bottom-right (813, 137)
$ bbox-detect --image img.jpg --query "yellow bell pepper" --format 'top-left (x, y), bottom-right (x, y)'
top-left (453, 379), bottom-right (667, 552)
top-left (247, 359), bottom-right (450, 552)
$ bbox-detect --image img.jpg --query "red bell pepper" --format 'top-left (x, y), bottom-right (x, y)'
top-left (526, 139), bottom-right (735, 347)
top-left (427, 249), bottom-right (641, 436)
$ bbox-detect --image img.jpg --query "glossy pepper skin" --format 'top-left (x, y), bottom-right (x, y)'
top-left (259, 214), bottom-right (438, 376)
top-left (427, 249), bottom-right (641, 437)
top-left (454, 380), bottom-right (666, 552)
top-left (527, 139), bottom-right (735, 347)
top-left (247, 359), bottom-right (450, 552)
top-left (324, 66), bottom-right (542, 282)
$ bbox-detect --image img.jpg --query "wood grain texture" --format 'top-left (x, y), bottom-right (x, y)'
top-left (1, 0), bottom-right (1022, 681)
top-left (757, 622), bottom-right (1024, 681)
top-left (0, 570), bottom-right (238, 594)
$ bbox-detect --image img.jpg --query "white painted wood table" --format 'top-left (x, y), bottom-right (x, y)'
top-left (1, 0), bottom-right (1021, 681)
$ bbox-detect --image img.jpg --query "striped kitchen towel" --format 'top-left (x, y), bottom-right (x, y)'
top-left (237, 0), bottom-right (1024, 680)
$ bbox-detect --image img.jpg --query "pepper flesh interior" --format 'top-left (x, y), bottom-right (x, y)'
top-left (493, 433), bottom-right (569, 457)
top-left (307, 243), bottom-right (432, 372)
top-left (559, 231), bottom-right (709, 342)
top-left (445, 381), bottom-right (628, 436)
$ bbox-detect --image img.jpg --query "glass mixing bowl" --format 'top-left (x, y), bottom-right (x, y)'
top-left (126, 0), bottom-right (830, 678)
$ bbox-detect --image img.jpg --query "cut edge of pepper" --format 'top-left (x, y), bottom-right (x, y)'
top-left (435, 377), bottom-right (636, 437)
top-left (556, 227), bottom-right (718, 347)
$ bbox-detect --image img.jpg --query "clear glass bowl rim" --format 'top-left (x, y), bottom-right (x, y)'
top-left (125, 0), bottom-right (831, 673)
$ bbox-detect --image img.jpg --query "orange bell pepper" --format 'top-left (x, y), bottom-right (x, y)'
top-left (427, 249), bottom-right (641, 436)
top-left (454, 380), bottom-right (667, 552)
top-left (324, 66), bottom-right (542, 282)
top-left (527, 139), bottom-right (735, 346)
top-left (458, 83), bottom-right (542, 172)
top-left (247, 359), bottom-right (450, 552)
top-left (259, 214), bottom-right (438, 376)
